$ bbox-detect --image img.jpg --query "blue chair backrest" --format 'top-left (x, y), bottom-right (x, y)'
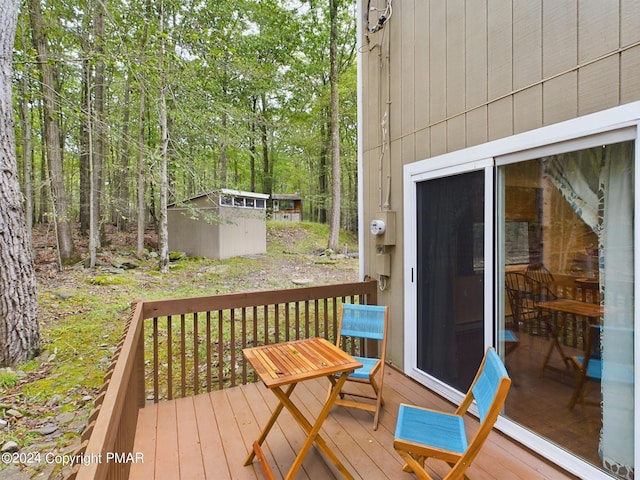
top-left (340, 304), bottom-right (387, 340)
top-left (472, 348), bottom-right (510, 423)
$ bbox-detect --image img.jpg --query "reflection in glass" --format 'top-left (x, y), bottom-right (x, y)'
top-left (500, 142), bottom-right (634, 479)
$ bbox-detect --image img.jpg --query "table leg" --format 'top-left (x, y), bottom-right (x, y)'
top-left (244, 383), bottom-right (297, 466)
top-left (273, 373), bottom-right (355, 480)
top-left (540, 314), bottom-right (570, 376)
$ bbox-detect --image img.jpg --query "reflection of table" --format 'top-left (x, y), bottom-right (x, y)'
top-left (535, 299), bottom-right (604, 376)
top-left (243, 337), bottom-right (362, 480)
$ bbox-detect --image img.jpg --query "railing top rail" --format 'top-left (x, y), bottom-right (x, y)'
top-left (76, 300), bottom-right (145, 480)
top-left (141, 279), bottom-right (378, 319)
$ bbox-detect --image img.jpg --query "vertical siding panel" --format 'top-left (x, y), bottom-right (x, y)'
top-left (429, 1), bottom-right (447, 124)
top-left (414, 1), bottom-right (430, 131)
top-left (542, 1), bottom-right (577, 77)
top-left (543, 72), bottom-right (578, 125)
top-left (487, 0), bottom-right (512, 100)
top-left (513, 0), bottom-right (542, 90)
top-left (415, 128), bottom-right (431, 162)
top-left (446, 0), bottom-right (465, 117)
top-left (579, 56), bottom-right (620, 115)
top-left (578, 0), bottom-right (619, 64)
top-left (513, 1), bottom-right (542, 134)
top-left (389, 0), bottom-right (402, 144)
top-left (621, 45), bottom-right (640, 103)
top-left (430, 123), bottom-right (447, 157)
top-left (514, 85), bottom-right (543, 134)
top-left (363, 39), bottom-right (380, 159)
top-left (401, 0), bottom-right (416, 138)
top-left (466, 106), bottom-right (488, 147)
top-left (621, 0), bottom-right (640, 47)
top-left (447, 116), bottom-right (466, 152)
top-left (465, 0), bottom-right (487, 109)
top-left (488, 97), bottom-right (513, 141)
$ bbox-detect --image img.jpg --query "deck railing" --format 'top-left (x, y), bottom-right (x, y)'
top-left (72, 279), bottom-right (378, 480)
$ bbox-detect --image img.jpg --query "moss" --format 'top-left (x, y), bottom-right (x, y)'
top-left (89, 275), bottom-right (131, 286)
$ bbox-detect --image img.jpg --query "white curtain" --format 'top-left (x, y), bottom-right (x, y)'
top-left (545, 142), bottom-right (634, 479)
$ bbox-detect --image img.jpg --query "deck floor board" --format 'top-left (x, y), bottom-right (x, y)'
top-left (129, 366), bottom-right (578, 479)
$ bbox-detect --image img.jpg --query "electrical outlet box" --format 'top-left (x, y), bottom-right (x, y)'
top-left (376, 252), bottom-right (391, 276)
top-left (375, 211), bottom-right (396, 245)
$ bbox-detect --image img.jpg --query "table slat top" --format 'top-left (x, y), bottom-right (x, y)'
top-left (243, 337), bottom-right (362, 388)
top-left (535, 298), bottom-right (604, 318)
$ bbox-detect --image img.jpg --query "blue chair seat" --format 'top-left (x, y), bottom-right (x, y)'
top-left (395, 405), bottom-right (468, 454)
top-left (346, 356), bottom-right (379, 380)
top-left (393, 348), bottom-right (511, 478)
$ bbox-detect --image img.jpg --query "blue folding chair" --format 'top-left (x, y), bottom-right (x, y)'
top-left (394, 347), bottom-right (511, 479)
top-left (330, 303), bottom-right (389, 430)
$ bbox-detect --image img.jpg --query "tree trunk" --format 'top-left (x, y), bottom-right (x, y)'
top-left (260, 94), bottom-right (272, 196)
top-left (158, 0), bottom-right (169, 273)
top-left (327, 0), bottom-right (341, 251)
top-left (115, 76), bottom-right (131, 231)
top-left (89, 0), bottom-right (107, 267)
top-left (0, 0), bottom-right (40, 366)
top-left (79, 57), bottom-right (91, 236)
top-left (28, 0), bottom-right (75, 264)
top-left (19, 18), bottom-right (33, 234)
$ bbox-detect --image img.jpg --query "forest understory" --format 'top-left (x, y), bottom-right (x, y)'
top-left (0, 221), bottom-right (359, 479)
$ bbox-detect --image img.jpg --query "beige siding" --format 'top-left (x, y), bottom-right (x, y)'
top-left (543, 72), bottom-right (578, 124)
top-left (360, 0), bottom-right (640, 369)
top-left (447, 0), bottom-right (466, 116)
top-left (622, 45), bottom-right (640, 102)
top-left (513, 1), bottom-right (542, 90)
top-left (542, 2), bottom-right (577, 77)
top-left (578, 0), bottom-right (619, 64)
top-left (578, 56), bottom-right (620, 116)
top-left (513, 85), bottom-right (542, 134)
top-left (487, 0), bottom-right (513, 100)
top-left (465, 0), bottom-right (487, 110)
top-left (414, 1), bottom-right (430, 131)
top-left (400, 0), bottom-right (415, 138)
top-left (429, 3), bottom-right (447, 123)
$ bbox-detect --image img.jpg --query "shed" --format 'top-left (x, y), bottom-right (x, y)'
top-left (168, 188), bottom-right (269, 260)
top-left (271, 193), bottom-right (302, 222)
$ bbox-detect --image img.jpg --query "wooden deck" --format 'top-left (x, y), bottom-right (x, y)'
top-left (129, 366), bottom-right (576, 480)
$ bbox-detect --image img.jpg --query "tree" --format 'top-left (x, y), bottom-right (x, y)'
top-left (0, 0), bottom-right (40, 366)
top-left (28, 0), bottom-right (75, 265)
top-left (327, 0), bottom-right (341, 250)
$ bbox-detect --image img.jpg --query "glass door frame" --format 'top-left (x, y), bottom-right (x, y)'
top-left (402, 101), bottom-right (640, 480)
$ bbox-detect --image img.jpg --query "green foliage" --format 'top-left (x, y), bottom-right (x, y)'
top-left (13, 0), bottom-right (358, 233)
top-left (0, 370), bottom-right (18, 389)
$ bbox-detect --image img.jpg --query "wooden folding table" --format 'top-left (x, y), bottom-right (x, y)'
top-left (243, 337), bottom-right (362, 480)
top-left (535, 298), bottom-right (604, 376)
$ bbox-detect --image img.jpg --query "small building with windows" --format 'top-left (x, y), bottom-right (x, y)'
top-left (270, 193), bottom-right (303, 222)
top-left (168, 188), bottom-right (269, 260)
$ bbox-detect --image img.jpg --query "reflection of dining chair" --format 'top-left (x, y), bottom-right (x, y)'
top-left (393, 347), bottom-right (511, 480)
top-left (330, 303), bottom-right (389, 430)
top-left (525, 263), bottom-right (554, 286)
top-left (505, 272), bottom-right (531, 332)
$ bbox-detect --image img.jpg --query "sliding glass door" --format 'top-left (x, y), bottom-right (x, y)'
top-left (404, 107), bottom-right (638, 479)
top-left (498, 141), bottom-right (635, 479)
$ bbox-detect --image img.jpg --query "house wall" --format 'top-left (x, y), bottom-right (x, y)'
top-left (360, 0), bottom-right (640, 367)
